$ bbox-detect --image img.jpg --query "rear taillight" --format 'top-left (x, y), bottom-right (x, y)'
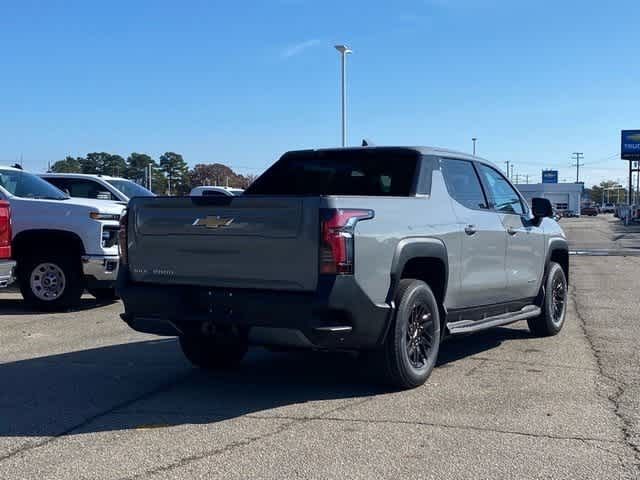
top-left (319, 208), bottom-right (374, 275)
top-left (0, 201), bottom-right (12, 259)
top-left (118, 212), bottom-right (128, 265)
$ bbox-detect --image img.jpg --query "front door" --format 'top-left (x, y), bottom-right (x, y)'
top-left (476, 163), bottom-right (544, 301)
top-left (440, 158), bottom-right (507, 308)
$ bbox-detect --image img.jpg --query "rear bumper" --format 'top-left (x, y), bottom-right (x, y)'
top-left (82, 255), bottom-right (119, 288)
top-left (0, 259), bottom-right (16, 288)
top-left (117, 266), bottom-right (391, 350)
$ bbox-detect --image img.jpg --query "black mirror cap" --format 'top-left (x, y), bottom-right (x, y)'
top-left (532, 197), bottom-right (553, 218)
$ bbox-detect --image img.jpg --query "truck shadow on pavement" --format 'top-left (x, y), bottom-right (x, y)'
top-left (0, 297), bottom-right (118, 315)
top-left (0, 327), bottom-right (531, 438)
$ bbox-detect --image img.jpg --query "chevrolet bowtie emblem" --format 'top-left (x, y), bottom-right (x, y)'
top-left (192, 216), bottom-right (234, 228)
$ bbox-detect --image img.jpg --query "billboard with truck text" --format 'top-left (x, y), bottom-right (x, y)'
top-left (621, 130), bottom-right (640, 160)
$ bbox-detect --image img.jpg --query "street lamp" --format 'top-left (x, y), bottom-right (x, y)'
top-left (334, 44), bottom-right (352, 147)
top-left (472, 137), bottom-right (477, 156)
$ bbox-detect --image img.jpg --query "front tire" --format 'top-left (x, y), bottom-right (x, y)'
top-left (179, 334), bottom-right (248, 370)
top-left (528, 262), bottom-right (567, 336)
top-left (18, 254), bottom-right (84, 311)
top-left (379, 279), bottom-right (441, 389)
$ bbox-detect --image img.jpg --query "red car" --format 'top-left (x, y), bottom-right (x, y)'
top-left (581, 205), bottom-right (598, 216)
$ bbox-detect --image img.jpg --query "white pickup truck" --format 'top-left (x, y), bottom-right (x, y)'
top-left (0, 166), bottom-right (124, 310)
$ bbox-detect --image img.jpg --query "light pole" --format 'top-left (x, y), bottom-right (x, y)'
top-left (334, 44), bottom-right (352, 147)
top-left (472, 138), bottom-right (477, 156)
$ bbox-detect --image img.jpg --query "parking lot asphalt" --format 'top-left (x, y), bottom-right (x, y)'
top-left (0, 215), bottom-right (639, 479)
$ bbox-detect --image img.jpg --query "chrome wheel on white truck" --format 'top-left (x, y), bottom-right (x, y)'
top-left (19, 255), bottom-right (83, 311)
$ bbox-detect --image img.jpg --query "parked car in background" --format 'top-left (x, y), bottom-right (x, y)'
top-left (601, 203), bottom-right (616, 214)
top-left (0, 166), bottom-right (124, 310)
top-left (0, 200), bottom-right (15, 288)
top-left (40, 173), bottom-right (154, 203)
top-left (118, 146), bottom-right (569, 389)
top-left (189, 186), bottom-right (244, 197)
top-left (580, 205), bottom-right (598, 216)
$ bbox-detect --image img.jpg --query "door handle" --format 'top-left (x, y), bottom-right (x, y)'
top-left (464, 224), bottom-right (477, 235)
top-left (506, 226), bottom-right (518, 236)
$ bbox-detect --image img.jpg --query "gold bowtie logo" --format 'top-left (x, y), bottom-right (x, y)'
top-left (192, 216), bottom-right (234, 228)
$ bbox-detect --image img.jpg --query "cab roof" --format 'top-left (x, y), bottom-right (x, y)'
top-left (39, 173), bottom-right (125, 181)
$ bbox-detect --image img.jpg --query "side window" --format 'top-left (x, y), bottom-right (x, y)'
top-left (477, 164), bottom-right (525, 215)
top-left (440, 158), bottom-right (488, 210)
top-left (202, 190), bottom-right (228, 197)
top-left (66, 180), bottom-right (116, 200)
top-left (45, 178), bottom-right (69, 193)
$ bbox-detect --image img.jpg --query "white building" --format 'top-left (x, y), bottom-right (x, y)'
top-left (515, 183), bottom-right (583, 215)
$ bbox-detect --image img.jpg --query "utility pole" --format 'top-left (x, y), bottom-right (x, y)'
top-left (629, 160), bottom-right (634, 205)
top-left (472, 137), bottom-right (477, 156)
top-left (572, 152), bottom-right (584, 183)
top-left (635, 162), bottom-right (640, 205)
top-left (504, 161), bottom-right (510, 178)
top-left (510, 164), bottom-right (514, 182)
top-left (334, 45), bottom-right (352, 147)
top-left (525, 174), bottom-right (529, 184)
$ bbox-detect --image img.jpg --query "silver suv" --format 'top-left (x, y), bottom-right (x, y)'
top-left (117, 147), bottom-right (569, 389)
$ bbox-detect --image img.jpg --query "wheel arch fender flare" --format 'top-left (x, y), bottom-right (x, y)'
top-left (545, 237), bottom-right (569, 282)
top-left (535, 237), bottom-right (569, 307)
top-left (387, 237), bottom-right (449, 304)
top-left (13, 229), bottom-right (86, 260)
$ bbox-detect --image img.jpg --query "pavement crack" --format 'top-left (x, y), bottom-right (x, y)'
top-left (0, 371), bottom-right (195, 464)
top-left (118, 397), bottom-right (376, 479)
top-left (468, 355), bottom-right (598, 373)
top-left (570, 287), bottom-right (640, 472)
top-left (245, 414), bottom-right (622, 445)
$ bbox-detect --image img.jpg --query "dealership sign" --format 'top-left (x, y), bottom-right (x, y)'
top-left (621, 130), bottom-right (640, 160)
top-left (542, 169), bottom-right (558, 184)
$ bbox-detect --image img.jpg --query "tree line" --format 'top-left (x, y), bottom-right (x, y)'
top-left (49, 152), bottom-right (258, 194)
top-left (586, 180), bottom-right (633, 205)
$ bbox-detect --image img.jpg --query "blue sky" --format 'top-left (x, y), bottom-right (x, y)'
top-left (1, 0), bottom-right (638, 187)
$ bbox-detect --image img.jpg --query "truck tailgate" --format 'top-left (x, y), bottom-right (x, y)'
top-left (127, 196), bottom-right (320, 291)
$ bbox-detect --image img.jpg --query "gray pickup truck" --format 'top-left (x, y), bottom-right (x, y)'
top-left (117, 146), bottom-right (569, 388)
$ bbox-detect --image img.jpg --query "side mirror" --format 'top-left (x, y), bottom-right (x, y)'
top-left (532, 197), bottom-right (553, 219)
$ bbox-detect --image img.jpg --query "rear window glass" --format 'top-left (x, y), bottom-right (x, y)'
top-left (245, 150), bottom-right (418, 196)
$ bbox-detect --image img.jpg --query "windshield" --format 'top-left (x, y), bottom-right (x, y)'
top-left (107, 179), bottom-right (154, 199)
top-left (0, 169), bottom-right (68, 200)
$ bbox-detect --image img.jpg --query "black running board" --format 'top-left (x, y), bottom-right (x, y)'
top-left (446, 305), bottom-right (541, 335)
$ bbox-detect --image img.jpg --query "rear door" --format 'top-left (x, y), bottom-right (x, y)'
top-left (476, 163), bottom-right (545, 301)
top-left (440, 158), bottom-right (507, 307)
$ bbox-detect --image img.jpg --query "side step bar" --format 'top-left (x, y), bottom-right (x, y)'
top-left (446, 305), bottom-right (541, 335)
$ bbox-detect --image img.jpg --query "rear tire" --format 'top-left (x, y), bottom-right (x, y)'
top-left (179, 334), bottom-right (248, 370)
top-left (528, 262), bottom-right (567, 336)
top-left (378, 279), bottom-right (441, 389)
top-left (18, 254), bottom-right (84, 312)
